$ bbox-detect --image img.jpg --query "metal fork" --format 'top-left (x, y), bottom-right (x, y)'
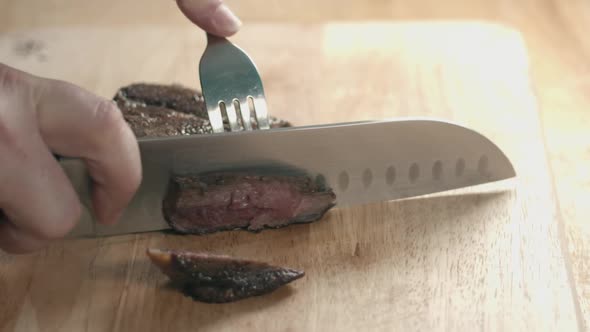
top-left (199, 33), bottom-right (270, 133)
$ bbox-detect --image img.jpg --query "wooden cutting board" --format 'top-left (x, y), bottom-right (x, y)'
top-left (0, 22), bottom-right (579, 331)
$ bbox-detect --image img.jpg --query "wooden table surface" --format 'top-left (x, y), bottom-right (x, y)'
top-left (1, 1), bottom-right (589, 331)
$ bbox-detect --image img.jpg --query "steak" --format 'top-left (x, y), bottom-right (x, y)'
top-left (163, 172), bottom-right (336, 235)
top-left (114, 83), bottom-right (337, 235)
top-left (146, 248), bottom-right (304, 303)
top-left (114, 83), bottom-right (291, 137)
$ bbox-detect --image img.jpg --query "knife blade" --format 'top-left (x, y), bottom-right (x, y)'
top-left (63, 117), bottom-right (515, 238)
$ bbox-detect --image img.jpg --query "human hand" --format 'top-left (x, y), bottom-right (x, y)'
top-left (0, 1), bottom-right (241, 255)
top-left (0, 64), bottom-right (141, 254)
top-left (175, 0), bottom-right (242, 36)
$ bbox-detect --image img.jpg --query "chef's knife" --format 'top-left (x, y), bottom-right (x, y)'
top-left (63, 117), bottom-right (516, 238)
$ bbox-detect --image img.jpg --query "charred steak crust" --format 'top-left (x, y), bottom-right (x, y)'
top-left (146, 248), bottom-right (304, 303)
top-left (114, 83), bottom-right (292, 138)
top-left (163, 173), bottom-right (337, 235)
top-left (116, 83), bottom-right (209, 117)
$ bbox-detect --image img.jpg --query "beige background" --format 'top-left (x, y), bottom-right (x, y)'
top-left (1, 0), bottom-right (589, 331)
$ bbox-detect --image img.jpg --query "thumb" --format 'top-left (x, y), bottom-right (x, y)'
top-left (176, 0), bottom-right (242, 37)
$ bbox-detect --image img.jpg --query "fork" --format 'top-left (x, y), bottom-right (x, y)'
top-left (198, 32), bottom-right (270, 133)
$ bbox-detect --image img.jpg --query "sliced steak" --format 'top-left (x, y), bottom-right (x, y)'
top-left (146, 248), bottom-right (304, 303)
top-left (163, 172), bottom-right (336, 235)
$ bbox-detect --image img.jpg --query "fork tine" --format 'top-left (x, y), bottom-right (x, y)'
top-left (237, 98), bottom-right (253, 130)
top-left (252, 97), bottom-right (270, 130)
top-left (221, 101), bottom-right (240, 132)
top-left (208, 104), bottom-right (224, 133)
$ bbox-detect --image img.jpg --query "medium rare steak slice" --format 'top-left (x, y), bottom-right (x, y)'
top-left (163, 172), bottom-right (337, 234)
top-left (146, 248), bottom-right (304, 303)
top-left (112, 83), bottom-right (336, 235)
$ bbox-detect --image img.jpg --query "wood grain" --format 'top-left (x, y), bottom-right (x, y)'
top-left (0, 22), bottom-right (580, 331)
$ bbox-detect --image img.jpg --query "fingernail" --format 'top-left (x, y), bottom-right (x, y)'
top-left (210, 4), bottom-right (242, 36)
top-left (105, 209), bottom-right (124, 225)
top-left (102, 205), bottom-right (123, 225)
top-left (94, 188), bottom-right (123, 225)
top-left (101, 200), bottom-right (124, 225)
